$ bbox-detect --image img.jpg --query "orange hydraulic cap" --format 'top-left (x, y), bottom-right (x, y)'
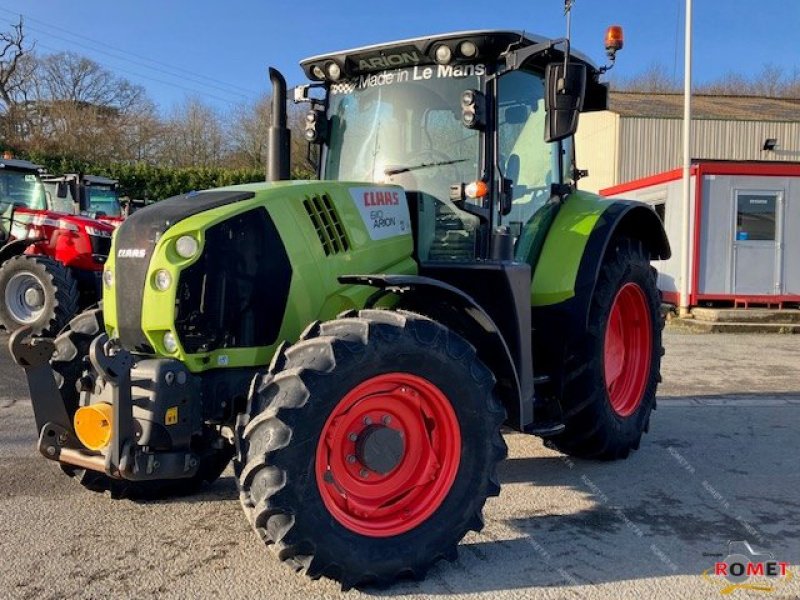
top-left (605, 25), bottom-right (624, 52)
top-left (74, 402), bottom-right (114, 451)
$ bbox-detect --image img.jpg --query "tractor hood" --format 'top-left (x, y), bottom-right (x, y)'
top-left (12, 207), bottom-right (116, 236)
top-left (103, 181), bottom-right (416, 369)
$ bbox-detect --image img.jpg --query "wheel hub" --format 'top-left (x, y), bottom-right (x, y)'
top-left (603, 282), bottom-right (653, 417)
top-left (355, 425), bottom-right (405, 475)
top-left (315, 373), bottom-right (461, 537)
top-left (4, 272), bottom-right (46, 323)
top-left (24, 287), bottom-right (44, 309)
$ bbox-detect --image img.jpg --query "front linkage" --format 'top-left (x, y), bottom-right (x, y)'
top-left (9, 327), bottom-right (202, 482)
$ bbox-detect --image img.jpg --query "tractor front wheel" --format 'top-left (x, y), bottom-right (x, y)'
top-left (0, 255), bottom-right (79, 336)
top-left (547, 236), bottom-right (663, 460)
top-left (235, 310), bottom-right (506, 589)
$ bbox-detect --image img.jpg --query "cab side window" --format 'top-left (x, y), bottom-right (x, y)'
top-left (497, 70), bottom-right (560, 228)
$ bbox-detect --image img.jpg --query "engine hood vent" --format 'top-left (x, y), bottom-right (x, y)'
top-left (303, 193), bottom-right (350, 256)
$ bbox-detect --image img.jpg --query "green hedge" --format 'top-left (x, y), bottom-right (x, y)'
top-left (20, 153), bottom-right (314, 200)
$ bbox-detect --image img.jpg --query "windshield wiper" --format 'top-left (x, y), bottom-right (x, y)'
top-left (384, 159), bottom-right (467, 176)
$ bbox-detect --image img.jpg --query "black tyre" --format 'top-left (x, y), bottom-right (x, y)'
top-left (0, 255), bottom-right (79, 336)
top-left (51, 308), bottom-right (233, 500)
top-left (547, 237), bottom-right (663, 460)
top-left (235, 309), bottom-right (506, 590)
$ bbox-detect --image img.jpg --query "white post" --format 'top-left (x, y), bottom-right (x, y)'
top-left (679, 0), bottom-right (694, 317)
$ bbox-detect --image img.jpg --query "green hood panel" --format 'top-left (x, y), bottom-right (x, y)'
top-left (104, 181), bottom-right (417, 372)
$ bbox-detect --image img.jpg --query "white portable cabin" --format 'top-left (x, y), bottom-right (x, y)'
top-left (601, 161), bottom-right (800, 308)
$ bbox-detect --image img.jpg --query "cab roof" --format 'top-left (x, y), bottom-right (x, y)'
top-left (300, 29), bottom-right (598, 81)
top-left (0, 158), bottom-right (44, 173)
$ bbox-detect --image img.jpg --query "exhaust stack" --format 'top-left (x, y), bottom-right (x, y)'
top-left (266, 67), bottom-right (290, 181)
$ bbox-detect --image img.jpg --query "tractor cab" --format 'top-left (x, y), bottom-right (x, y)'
top-left (42, 173), bottom-right (123, 224)
top-left (298, 30), bottom-right (609, 263)
top-left (0, 158), bottom-right (48, 242)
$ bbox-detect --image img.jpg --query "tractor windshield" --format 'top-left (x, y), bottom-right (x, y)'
top-left (0, 170), bottom-right (46, 211)
top-left (325, 65), bottom-right (483, 204)
top-left (86, 185), bottom-right (121, 217)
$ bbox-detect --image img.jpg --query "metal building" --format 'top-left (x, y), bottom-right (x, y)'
top-left (576, 92), bottom-right (800, 194)
top-left (601, 161), bottom-right (800, 307)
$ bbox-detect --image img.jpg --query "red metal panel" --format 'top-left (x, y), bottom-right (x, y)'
top-left (599, 167), bottom-right (690, 197)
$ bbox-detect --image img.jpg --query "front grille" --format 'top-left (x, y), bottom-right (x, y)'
top-left (303, 194), bottom-right (349, 255)
top-left (175, 208), bottom-right (292, 354)
top-left (113, 189), bottom-right (255, 353)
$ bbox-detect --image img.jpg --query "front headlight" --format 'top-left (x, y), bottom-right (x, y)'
top-left (154, 269), bottom-right (172, 291)
top-left (175, 235), bottom-right (199, 259)
top-left (163, 331), bottom-right (178, 353)
top-left (86, 226), bottom-right (112, 238)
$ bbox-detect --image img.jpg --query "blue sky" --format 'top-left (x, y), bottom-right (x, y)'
top-left (0, 0), bottom-right (797, 112)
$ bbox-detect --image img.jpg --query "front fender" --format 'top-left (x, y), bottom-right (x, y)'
top-left (339, 273), bottom-right (529, 430)
top-left (0, 237), bottom-right (45, 264)
top-left (530, 191), bottom-right (670, 311)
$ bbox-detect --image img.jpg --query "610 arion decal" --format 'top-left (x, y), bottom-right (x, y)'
top-left (349, 187), bottom-right (411, 241)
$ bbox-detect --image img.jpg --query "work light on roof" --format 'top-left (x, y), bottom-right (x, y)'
top-left (311, 64), bottom-right (325, 80)
top-left (434, 44), bottom-right (453, 65)
top-left (325, 61), bottom-right (342, 81)
top-left (458, 40), bottom-right (479, 59)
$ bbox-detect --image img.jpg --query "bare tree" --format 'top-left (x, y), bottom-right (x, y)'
top-left (37, 52), bottom-right (147, 113)
top-left (613, 63), bottom-right (681, 93)
top-left (227, 95), bottom-right (271, 169)
top-left (160, 98), bottom-right (226, 168)
top-left (0, 16), bottom-right (31, 109)
top-left (227, 95), bottom-right (316, 174)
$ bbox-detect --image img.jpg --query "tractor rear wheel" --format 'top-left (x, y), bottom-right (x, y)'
top-left (51, 307), bottom-right (233, 500)
top-left (235, 310), bottom-right (506, 589)
top-left (547, 236), bottom-right (663, 460)
top-left (0, 254), bottom-right (79, 336)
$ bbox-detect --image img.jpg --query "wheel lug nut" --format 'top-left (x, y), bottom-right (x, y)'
top-left (360, 469), bottom-right (369, 478)
top-left (347, 454), bottom-right (357, 464)
top-left (363, 416), bottom-right (372, 425)
top-left (382, 415), bottom-right (391, 425)
top-left (348, 433), bottom-right (358, 442)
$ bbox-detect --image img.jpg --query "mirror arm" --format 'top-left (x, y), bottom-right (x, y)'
top-left (503, 40), bottom-right (562, 72)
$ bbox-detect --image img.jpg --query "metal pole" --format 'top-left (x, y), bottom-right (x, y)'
top-left (679, 0), bottom-right (693, 317)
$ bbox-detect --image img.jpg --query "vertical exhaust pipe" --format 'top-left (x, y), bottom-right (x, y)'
top-left (266, 67), bottom-right (290, 181)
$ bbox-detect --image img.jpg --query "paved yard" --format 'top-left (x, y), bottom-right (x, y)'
top-left (1, 331), bottom-right (799, 599)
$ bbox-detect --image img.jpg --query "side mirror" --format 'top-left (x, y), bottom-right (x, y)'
top-left (56, 182), bottom-right (68, 198)
top-left (544, 63), bottom-right (587, 143)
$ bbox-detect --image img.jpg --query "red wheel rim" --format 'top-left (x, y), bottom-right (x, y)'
top-left (315, 373), bottom-right (461, 538)
top-left (603, 282), bottom-right (652, 417)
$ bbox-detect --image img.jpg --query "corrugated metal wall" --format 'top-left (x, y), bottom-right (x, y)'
top-left (618, 118), bottom-right (800, 183)
top-left (575, 112), bottom-right (800, 193)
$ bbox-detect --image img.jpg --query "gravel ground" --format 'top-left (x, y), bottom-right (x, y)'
top-left (1, 331), bottom-right (799, 600)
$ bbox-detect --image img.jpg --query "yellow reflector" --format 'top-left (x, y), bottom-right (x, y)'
top-left (74, 403), bottom-right (113, 451)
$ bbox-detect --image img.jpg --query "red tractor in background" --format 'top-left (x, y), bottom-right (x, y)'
top-left (42, 173), bottom-right (125, 227)
top-left (0, 157), bottom-right (115, 336)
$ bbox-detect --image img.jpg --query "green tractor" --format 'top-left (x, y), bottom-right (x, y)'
top-left (10, 27), bottom-right (669, 589)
